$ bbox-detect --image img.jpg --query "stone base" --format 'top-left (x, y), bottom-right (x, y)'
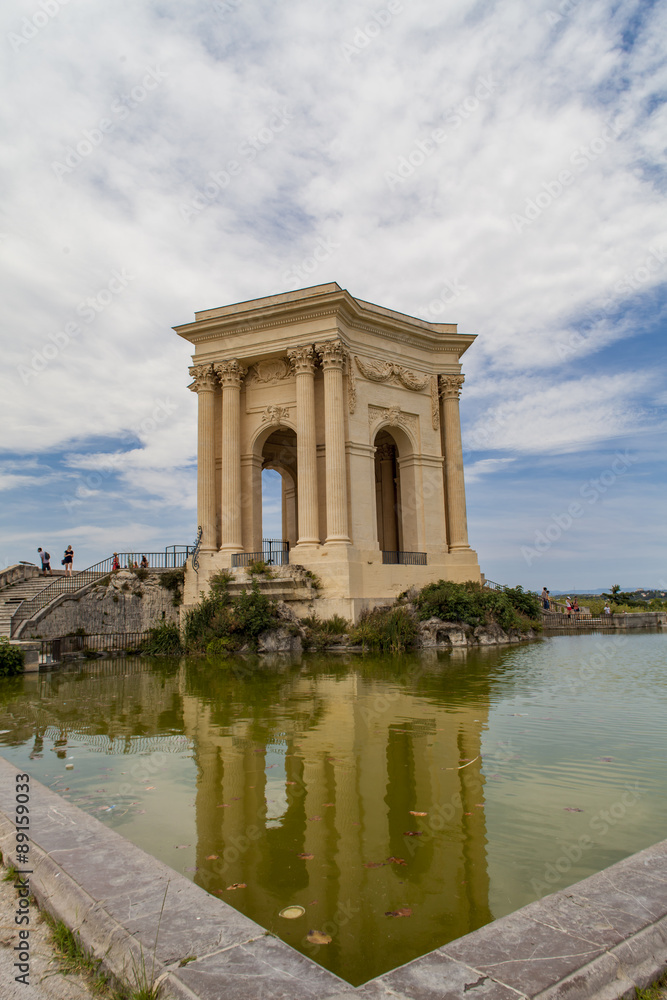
top-left (183, 545), bottom-right (482, 622)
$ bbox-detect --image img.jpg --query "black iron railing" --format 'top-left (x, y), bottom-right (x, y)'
top-left (40, 631), bottom-right (151, 662)
top-left (10, 548), bottom-right (192, 636)
top-left (232, 540), bottom-right (290, 567)
top-left (382, 551), bottom-right (427, 566)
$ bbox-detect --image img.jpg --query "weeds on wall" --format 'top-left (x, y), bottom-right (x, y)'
top-left (415, 580), bottom-right (540, 632)
top-left (349, 606), bottom-right (419, 653)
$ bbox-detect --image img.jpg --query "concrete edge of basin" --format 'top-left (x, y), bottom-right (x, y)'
top-left (0, 755), bottom-right (665, 1000)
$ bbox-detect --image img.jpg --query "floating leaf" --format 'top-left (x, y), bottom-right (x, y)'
top-left (206, 854), bottom-right (219, 860)
top-left (145, 786), bottom-right (156, 790)
top-left (386, 856), bottom-right (407, 866)
top-left (217, 804), bottom-right (230, 808)
top-left (307, 930), bottom-right (332, 944)
top-left (308, 815), bottom-right (322, 822)
top-left (409, 811), bottom-right (427, 816)
top-left (286, 781), bottom-right (297, 786)
top-left (564, 807), bottom-right (583, 812)
top-left (385, 908), bottom-right (412, 917)
top-left (363, 861), bottom-right (385, 869)
top-left (175, 844), bottom-right (191, 849)
top-left (297, 853), bottom-right (314, 860)
top-left (225, 883), bottom-right (247, 890)
top-left (323, 803), bottom-right (334, 807)
top-left (403, 831), bottom-right (423, 837)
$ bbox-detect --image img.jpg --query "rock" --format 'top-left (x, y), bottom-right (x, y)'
top-left (418, 618), bottom-right (472, 647)
top-left (473, 622), bottom-right (508, 645)
top-left (256, 628), bottom-right (303, 654)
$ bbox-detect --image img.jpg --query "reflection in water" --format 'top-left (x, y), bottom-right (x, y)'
top-left (1, 635), bottom-right (666, 985)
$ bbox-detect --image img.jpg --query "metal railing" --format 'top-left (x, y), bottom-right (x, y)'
top-left (483, 578), bottom-right (508, 592)
top-left (232, 540), bottom-right (290, 567)
top-left (40, 631), bottom-right (151, 662)
top-left (10, 547), bottom-right (192, 637)
top-left (382, 551), bottom-right (427, 565)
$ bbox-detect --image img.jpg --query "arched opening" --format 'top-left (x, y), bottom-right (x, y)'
top-left (374, 430), bottom-right (402, 554)
top-left (261, 428), bottom-right (297, 560)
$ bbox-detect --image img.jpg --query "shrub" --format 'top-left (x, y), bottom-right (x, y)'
top-left (0, 638), bottom-right (24, 676)
top-left (140, 621), bottom-right (183, 656)
top-left (209, 569), bottom-right (233, 595)
top-left (131, 567), bottom-right (149, 581)
top-left (248, 559), bottom-right (273, 578)
top-left (349, 606), bottom-right (418, 653)
top-left (415, 580), bottom-right (539, 632)
top-left (206, 636), bottom-right (236, 655)
top-left (182, 580), bottom-right (280, 652)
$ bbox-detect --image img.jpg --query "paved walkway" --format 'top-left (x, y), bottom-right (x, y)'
top-left (0, 867), bottom-right (98, 1000)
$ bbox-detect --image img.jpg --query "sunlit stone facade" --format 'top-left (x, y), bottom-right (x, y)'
top-left (175, 283), bottom-right (481, 617)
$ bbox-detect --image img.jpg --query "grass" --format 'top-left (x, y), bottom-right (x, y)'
top-left (636, 973), bottom-right (667, 999)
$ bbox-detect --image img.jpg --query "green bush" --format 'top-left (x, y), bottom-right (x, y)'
top-left (206, 636), bottom-right (236, 655)
top-left (131, 567), bottom-right (149, 581)
top-left (209, 569), bottom-right (233, 595)
top-left (415, 580), bottom-right (539, 632)
top-left (182, 580), bottom-right (280, 652)
top-left (247, 559), bottom-right (273, 578)
top-left (0, 638), bottom-right (25, 676)
top-left (140, 621), bottom-right (183, 656)
top-left (349, 606), bottom-right (418, 653)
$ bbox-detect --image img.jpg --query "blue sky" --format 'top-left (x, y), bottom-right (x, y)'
top-left (0, 0), bottom-right (665, 592)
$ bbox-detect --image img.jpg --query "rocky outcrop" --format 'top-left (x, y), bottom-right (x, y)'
top-left (418, 617), bottom-right (537, 647)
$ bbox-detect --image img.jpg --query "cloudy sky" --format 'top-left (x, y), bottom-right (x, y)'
top-left (1, 0), bottom-right (665, 592)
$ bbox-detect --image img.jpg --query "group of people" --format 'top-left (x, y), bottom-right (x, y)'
top-left (37, 546), bottom-right (73, 576)
top-left (540, 587), bottom-right (582, 616)
top-left (111, 553), bottom-right (149, 571)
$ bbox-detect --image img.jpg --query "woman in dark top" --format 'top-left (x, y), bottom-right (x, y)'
top-left (63, 545), bottom-right (74, 575)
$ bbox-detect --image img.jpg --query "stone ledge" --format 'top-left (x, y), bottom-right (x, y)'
top-left (0, 756), bottom-right (665, 1000)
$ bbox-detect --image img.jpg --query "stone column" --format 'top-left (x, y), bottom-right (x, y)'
top-left (440, 374), bottom-right (470, 550)
top-left (288, 346), bottom-right (320, 545)
top-left (214, 359), bottom-right (247, 553)
top-left (377, 444), bottom-right (398, 552)
top-left (188, 364), bottom-right (217, 552)
top-left (316, 340), bottom-right (350, 544)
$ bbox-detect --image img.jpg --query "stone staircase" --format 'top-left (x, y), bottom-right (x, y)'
top-left (0, 572), bottom-right (68, 638)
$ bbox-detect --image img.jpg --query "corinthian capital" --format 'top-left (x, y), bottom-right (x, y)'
top-left (315, 339), bottom-right (347, 370)
top-left (287, 345), bottom-right (316, 375)
top-left (213, 359), bottom-right (247, 388)
top-left (439, 374), bottom-right (465, 399)
top-left (188, 364), bottom-right (217, 393)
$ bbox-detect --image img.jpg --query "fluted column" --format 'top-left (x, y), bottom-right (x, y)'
top-left (188, 364), bottom-right (217, 552)
top-left (316, 340), bottom-right (350, 543)
top-left (377, 444), bottom-right (398, 552)
top-left (288, 346), bottom-right (320, 545)
top-left (214, 359), bottom-right (247, 552)
top-left (440, 374), bottom-right (470, 550)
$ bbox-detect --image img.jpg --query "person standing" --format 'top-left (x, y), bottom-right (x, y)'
top-left (540, 586), bottom-right (550, 610)
top-left (63, 545), bottom-right (74, 576)
top-left (37, 547), bottom-right (52, 575)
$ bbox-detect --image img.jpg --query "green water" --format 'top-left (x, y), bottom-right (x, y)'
top-left (0, 631), bottom-right (666, 985)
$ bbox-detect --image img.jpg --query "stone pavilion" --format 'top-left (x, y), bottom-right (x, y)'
top-left (175, 283), bottom-right (481, 618)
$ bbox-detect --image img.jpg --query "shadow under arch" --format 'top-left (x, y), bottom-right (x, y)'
top-left (373, 424), bottom-right (421, 553)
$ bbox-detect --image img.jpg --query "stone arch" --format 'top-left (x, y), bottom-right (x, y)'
top-left (258, 425), bottom-right (298, 551)
top-left (372, 425), bottom-right (420, 553)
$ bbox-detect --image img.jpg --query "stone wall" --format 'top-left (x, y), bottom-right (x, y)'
top-left (22, 570), bottom-right (180, 638)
